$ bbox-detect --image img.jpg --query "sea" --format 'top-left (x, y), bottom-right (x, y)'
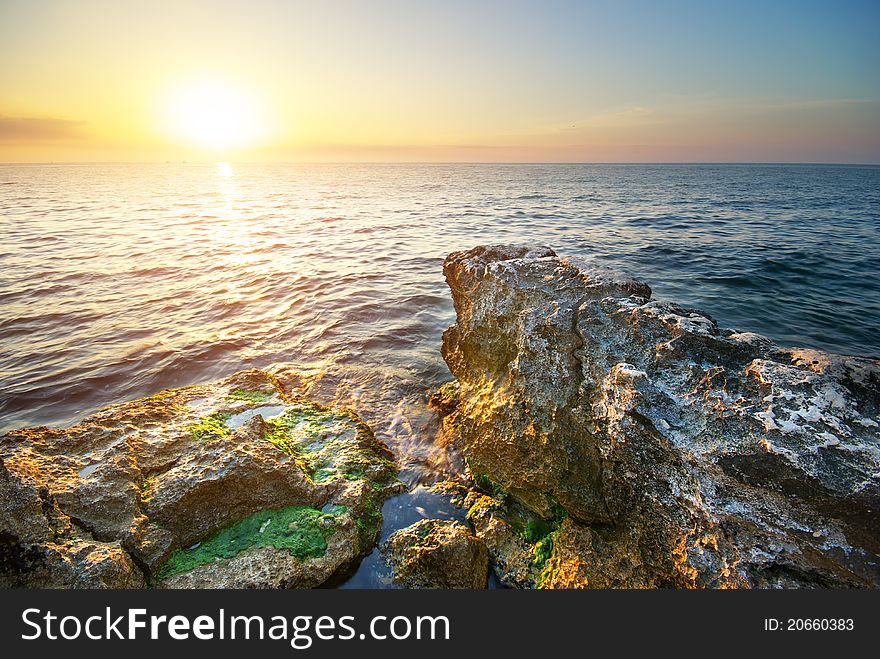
top-left (2, 162), bottom-right (878, 586)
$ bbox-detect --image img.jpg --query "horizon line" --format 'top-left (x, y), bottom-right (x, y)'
top-left (2, 160), bottom-right (879, 167)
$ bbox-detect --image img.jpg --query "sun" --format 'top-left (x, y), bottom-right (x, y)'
top-left (166, 78), bottom-right (266, 152)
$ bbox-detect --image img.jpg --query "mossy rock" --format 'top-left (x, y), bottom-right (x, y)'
top-left (0, 368), bottom-right (400, 589)
top-left (157, 505), bottom-right (345, 581)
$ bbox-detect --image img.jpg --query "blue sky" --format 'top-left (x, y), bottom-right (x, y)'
top-left (1, 0), bottom-right (878, 162)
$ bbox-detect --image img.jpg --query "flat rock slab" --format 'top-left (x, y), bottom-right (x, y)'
top-left (1, 368), bottom-right (399, 588)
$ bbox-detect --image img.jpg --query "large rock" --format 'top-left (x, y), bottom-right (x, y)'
top-left (441, 245), bottom-right (880, 588)
top-left (382, 519), bottom-right (488, 589)
top-left (0, 369), bottom-right (399, 588)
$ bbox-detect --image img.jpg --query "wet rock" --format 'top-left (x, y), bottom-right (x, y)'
top-left (382, 519), bottom-right (489, 589)
top-left (441, 245), bottom-right (880, 588)
top-left (432, 480), bottom-right (539, 588)
top-left (0, 460), bottom-right (144, 588)
top-left (464, 494), bottom-right (535, 588)
top-left (0, 369), bottom-right (398, 588)
top-left (428, 381), bottom-right (461, 417)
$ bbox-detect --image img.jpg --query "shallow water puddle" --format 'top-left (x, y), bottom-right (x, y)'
top-left (339, 485), bottom-right (503, 589)
top-left (226, 405), bottom-right (288, 428)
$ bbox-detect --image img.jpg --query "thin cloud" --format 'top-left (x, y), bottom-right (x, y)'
top-left (0, 116), bottom-right (87, 141)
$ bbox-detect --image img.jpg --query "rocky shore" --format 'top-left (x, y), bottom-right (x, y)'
top-left (2, 244), bottom-right (878, 589)
top-left (434, 245), bottom-right (880, 588)
top-left (0, 369), bottom-right (400, 588)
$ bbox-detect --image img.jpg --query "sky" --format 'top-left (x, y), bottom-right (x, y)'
top-left (1, 0), bottom-right (879, 163)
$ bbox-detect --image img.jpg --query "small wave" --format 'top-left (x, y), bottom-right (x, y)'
top-left (1, 162), bottom-right (877, 439)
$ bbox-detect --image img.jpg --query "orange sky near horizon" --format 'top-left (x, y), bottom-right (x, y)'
top-left (2, 1), bottom-right (879, 164)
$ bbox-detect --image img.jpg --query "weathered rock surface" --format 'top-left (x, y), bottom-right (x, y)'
top-left (441, 245), bottom-right (880, 588)
top-left (0, 369), bottom-right (399, 588)
top-left (382, 519), bottom-right (488, 589)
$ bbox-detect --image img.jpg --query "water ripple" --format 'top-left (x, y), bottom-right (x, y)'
top-left (1, 163), bottom-right (878, 487)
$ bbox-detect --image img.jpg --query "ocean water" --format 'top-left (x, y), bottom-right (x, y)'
top-left (2, 162), bottom-right (879, 467)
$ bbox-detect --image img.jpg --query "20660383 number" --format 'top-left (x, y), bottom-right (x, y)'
top-left (789, 619), bottom-right (854, 631)
top-left (764, 618), bottom-right (854, 631)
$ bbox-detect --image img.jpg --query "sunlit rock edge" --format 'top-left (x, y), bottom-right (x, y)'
top-left (438, 244), bottom-right (880, 588)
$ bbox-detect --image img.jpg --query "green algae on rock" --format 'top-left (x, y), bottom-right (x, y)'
top-left (0, 368), bottom-right (400, 589)
top-left (157, 505), bottom-right (345, 581)
top-left (228, 388), bottom-right (273, 404)
top-left (188, 411), bottom-right (232, 441)
top-left (435, 480), bottom-right (563, 589)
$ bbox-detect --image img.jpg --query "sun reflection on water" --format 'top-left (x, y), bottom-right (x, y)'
top-left (209, 161), bottom-right (265, 276)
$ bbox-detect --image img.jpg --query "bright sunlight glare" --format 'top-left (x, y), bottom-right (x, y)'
top-left (166, 78), bottom-right (267, 152)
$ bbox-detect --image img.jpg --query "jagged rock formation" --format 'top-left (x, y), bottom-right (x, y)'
top-left (440, 245), bottom-right (880, 588)
top-left (0, 369), bottom-right (399, 588)
top-left (382, 519), bottom-right (488, 588)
